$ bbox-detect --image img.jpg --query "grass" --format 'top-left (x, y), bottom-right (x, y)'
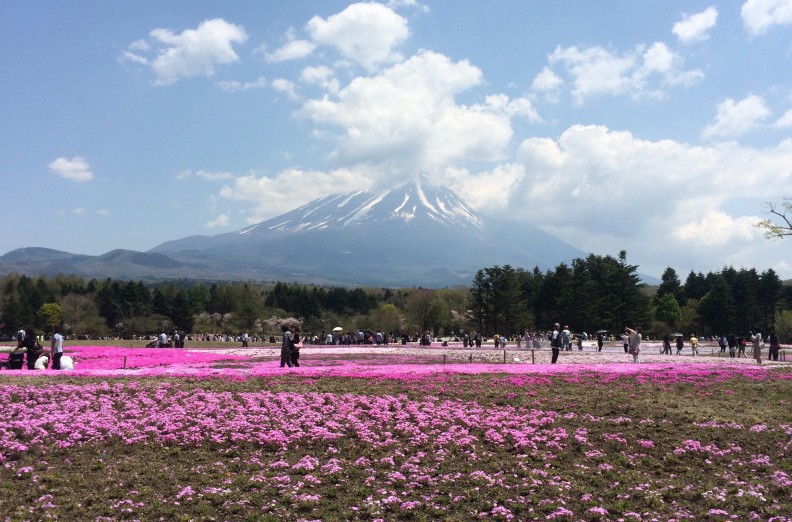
top-left (0, 364), bottom-right (790, 520)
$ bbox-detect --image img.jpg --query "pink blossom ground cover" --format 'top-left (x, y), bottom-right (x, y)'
top-left (0, 345), bottom-right (790, 520)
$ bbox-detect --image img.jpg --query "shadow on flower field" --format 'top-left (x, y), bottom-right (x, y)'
top-left (0, 345), bottom-right (790, 521)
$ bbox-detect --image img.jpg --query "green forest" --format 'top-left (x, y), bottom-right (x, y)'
top-left (2, 251), bottom-right (790, 341)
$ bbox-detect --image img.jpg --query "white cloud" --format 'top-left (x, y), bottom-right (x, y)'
top-left (702, 94), bottom-right (771, 139)
top-left (673, 6), bottom-right (718, 42)
top-left (296, 50), bottom-right (521, 178)
top-left (301, 66), bottom-right (340, 94)
top-left (531, 66), bottom-right (564, 92)
top-left (272, 78), bottom-right (298, 100)
top-left (306, 3), bottom-right (408, 70)
top-left (124, 18), bottom-right (247, 85)
top-left (48, 156), bottom-right (93, 182)
top-left (195, 170), bottom-right (235, 181)
top-left (775, 108), bottom-right (792, 127)
top-left (216, 76), bottom-right (267, 92)
top-left (264, 39), bottom-right (316, 63)
top-left (742, 0), bottom-right (792, 35)
top-left (506, 125), bottom-right (792, 276)
top-left (73, 208), bottom-right (87, 216)
top-left (206, 214), bottom-right (231, 228)
top-left (547, 42), bottom-right (702, 104)
top-left (674, 210), bottom-right (759, 245)
top-left (219, 167), bottom-right (370, 223)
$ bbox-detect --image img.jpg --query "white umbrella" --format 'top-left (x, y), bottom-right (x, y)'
top-left (332, 327), bottom-right (343, 332)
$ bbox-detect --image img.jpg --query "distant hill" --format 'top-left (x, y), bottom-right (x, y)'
top-left (1, 181), bottom-right (590, 287)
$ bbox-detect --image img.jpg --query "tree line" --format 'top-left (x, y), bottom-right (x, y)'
top-left (1, 250), bottom-right (791, 341)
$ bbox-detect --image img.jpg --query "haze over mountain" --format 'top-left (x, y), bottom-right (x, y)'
top-left (1, 182), bottom-right (588, 287)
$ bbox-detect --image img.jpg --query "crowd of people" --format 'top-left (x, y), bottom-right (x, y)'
top-left (2, 325), bottom-right (72, 370)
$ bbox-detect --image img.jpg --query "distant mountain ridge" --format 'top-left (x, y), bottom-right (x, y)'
top-left (0, 181), bottom-right (590, 287)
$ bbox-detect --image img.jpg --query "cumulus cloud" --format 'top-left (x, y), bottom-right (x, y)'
top-left (272, 78), bottom-right (299, 100)
top-left (546, 42), bottom-right (702, 104)
top-left (306, 2), bottom-right (409, 70)
top-left (219, 168), bottom-right (370, 223)
top-left (742, 0), bottom-right (792, 35)
top-left (504, 125), bottom-right (792, 276)
top-left (532, 67), bottom-right (564, 92)
top-left (49, 156), bottom-right (93, 182)
top-left (673, 6), bottom-right (718, 42)
top-left (775, 108), bottom-right (792, 127)
top-left (674, 210), bottom-right (759, 245)
top-left (264, 39), bottom-right (316, 63)
top-left (296, 50), bottom-right (527, 178)
top-left (301, 66), bottom-right (340, 94)
top-left (206, 214), bottom-right (231, 228)
top-left (123, 18), bottom-right (247, 85)
top-left (702, 94), bottom-right (771, 139)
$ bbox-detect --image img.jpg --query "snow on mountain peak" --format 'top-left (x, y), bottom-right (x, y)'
top-left (243, 181), bottom-right (484, 235)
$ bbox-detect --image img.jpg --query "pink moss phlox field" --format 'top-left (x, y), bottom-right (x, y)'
top-left (0, 382), bottom-right (565, 459)
top-left (3, 346), bottom-right (791, 384)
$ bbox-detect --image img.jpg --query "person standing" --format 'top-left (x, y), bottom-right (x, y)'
top-left (750, 329), bottom-right (763, 364)
top-left (675, 335), bottom-right (684, 355)
top-left (158, 331), bottom-right (167, 348)
top-left (290, 325), bottom-right (301, 367)
top-left (549, 323), bottom-right (561, 364)
top-left (596, 333), bottom-right (604, 352)
top-left (241, 332), bottom-right (249, 347)
top-left (280, 325), bottom-right (293, 368)
top-left (561, 325), bottom-right (572, 351)
top-left (728, 334), bottom-right (737, 358)
top-left (625, 326), bottom-right (641, 363)
top-left (768, 331), bottom-right (780, 361)
top-left (51, 325), bottom-right (64, 370)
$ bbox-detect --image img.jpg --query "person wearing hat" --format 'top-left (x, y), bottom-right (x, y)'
top-left (750, 328), bottom-right (763, 364)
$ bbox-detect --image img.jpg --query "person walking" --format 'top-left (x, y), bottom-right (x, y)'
top-left (690, 334), bottom-right (699, 356)
top-left (675, 335), bottom-right (684, 355)
top-left (718, 335), bottom-right (727, 354)
top-left (625, 326), bottom-right (641, 363)
top-left (280, 325), bottom-right (294, 368)
top-left (596, 333), bottom-right (604, 352)
top-left (662, 333), bottom-right (672, 355)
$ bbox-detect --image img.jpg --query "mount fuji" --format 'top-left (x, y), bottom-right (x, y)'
top-left (0, 181), bottom-right (588, 287)
top-left (149, 180), bottom-right (586, 286)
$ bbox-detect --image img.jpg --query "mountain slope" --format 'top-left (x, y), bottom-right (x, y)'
top-left (0, 181), bottom-right (589, 286)
top-left (150, 181), bottom-right (587, 286)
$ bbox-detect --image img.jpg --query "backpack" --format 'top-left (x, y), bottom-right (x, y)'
top-left (16, 330), bottom-right (24, 342)
top-left (550, 332), bottom-right (561, 348)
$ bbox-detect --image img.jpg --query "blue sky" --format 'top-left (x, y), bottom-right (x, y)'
top-left (2, 0), bottom-right (792, 280)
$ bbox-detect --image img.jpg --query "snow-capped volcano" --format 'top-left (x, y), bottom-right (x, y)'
top-left (238, 180), bottom-right (484, 236)
top-left (143, 180), bottom-right (586, 286)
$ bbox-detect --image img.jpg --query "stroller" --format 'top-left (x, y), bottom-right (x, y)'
top-left (145, 339), bottom-right (158, 348)
top-left (7, 351), bottom-right (25, 370)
